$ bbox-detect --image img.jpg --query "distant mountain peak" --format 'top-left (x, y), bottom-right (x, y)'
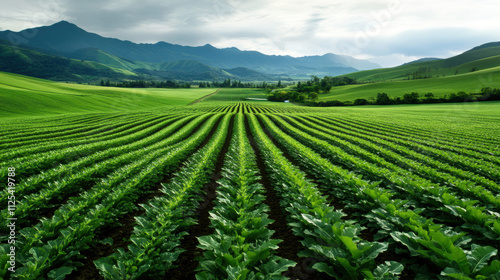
top-left (49, 20), bottom-right (82, 31)
top-left (202, 43), bottom-right (216, 48)
top-left (52, 20), bottom-right (74, 26)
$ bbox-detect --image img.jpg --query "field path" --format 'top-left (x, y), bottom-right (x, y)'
top-left (188, 88), bottom-right (221, 105)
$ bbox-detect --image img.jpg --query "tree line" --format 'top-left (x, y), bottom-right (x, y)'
top-left (199, 79), bottom-right (266, 88)
top-left (267, 76), bottom-right (357, 102)
top-left (100, 79), bottom-right (191, 88)
top-left (303, 87), bottom-right (500, 107)
top-left (98, 78), bottom-right (271, 89)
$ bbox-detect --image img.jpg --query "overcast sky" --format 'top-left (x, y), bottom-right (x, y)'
top-left (1, 0), bottom-right (500, 67)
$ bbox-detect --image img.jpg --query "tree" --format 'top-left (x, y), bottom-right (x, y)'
top-left (403, 92), bottom-right (420, 104)
top-left (354, 98), bottom-right (368, 105)
top-left (376, 92), bottom-right (391, 105)
top-left (423, 92), bottom-right (435, 103)
top-left (308, 92), bottom-right (319, 101)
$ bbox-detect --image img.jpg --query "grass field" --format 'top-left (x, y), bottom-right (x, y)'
top-left (318, 66), bottom-right (500, 102)
top-left (0, 72), bottom-right (215, 117)
top-left (1, 74), bottom-right (500, 280)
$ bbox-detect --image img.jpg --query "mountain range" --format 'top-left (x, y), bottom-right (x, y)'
top-left (2, 21), bottom-right (500, 85)
top-left (0, 21), bottom-right (381, 82)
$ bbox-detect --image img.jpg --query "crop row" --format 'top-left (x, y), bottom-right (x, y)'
top-left (95, 114), bottom-right (232, 279)
top-left (254, 113), bottom-right (500, 278)
top-left (1, 113), bottom-right (222, 279)
top-left (1, 101), bottom-right (498, 279)
top-left (247, 114), bottom-right (403, 279)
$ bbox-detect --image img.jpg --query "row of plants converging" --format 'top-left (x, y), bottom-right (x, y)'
top-left (0, 102), bottom-right (499, 279)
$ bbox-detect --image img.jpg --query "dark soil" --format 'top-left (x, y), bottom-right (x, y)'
top-left (68, 115), bottom-right (224, 280)
top-left (244, 114), bottom-right (334, 280)
top-left (165, 114), bottom-right (234, 280)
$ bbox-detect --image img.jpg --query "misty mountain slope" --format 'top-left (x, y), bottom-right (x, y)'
top-left (0, 21), bottom-right (380, 77)
top-left (68, 48), bottom-right (154, 71)
top-left (0, 41), bottom-right (137, 82)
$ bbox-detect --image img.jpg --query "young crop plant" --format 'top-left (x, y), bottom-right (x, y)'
top-left (1, 83), bottom-right (499, 279)
top-left (255, 113), bottom-right (500, 279)
top-left (7, 114), bottom-right (223, 279)
top-left (0, 114), bottom-right (179, 183)
top-left (95, 114), bottom-right (233, 280)
top-left (279, 115), bottom-right (500, 241)
top-left (247, 114), bottom-right (403, 279)
top-left (196, 113), bottom-right (296, 279)
top-left (0, 115), bottom-right (203, 228)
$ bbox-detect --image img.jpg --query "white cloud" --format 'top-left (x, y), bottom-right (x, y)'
top-left (2, 0), bottom-right (500, 66)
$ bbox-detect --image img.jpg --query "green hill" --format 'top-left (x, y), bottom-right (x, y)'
top-left (0, 41), bottom-right (137, 82)
top-left (68, 47), bottom-right (153, 72)
top-left (0, 71), bottom-right (215, 117)
top-left (0, 40), bottom-right (288, 82)
top-left (0, 21), bottom-right (380, 78)
top-left (345, 42), bottom-right (500, 82)
top-left (319, 66), bottom-right (500, 102)
top-left (315, 42), bottom-right (500, 102)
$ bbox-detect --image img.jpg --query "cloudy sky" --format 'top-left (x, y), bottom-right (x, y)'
top-left (1, 0), bottom-right (500, 67)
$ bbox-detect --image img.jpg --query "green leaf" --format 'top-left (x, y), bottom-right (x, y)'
top-left (339, 235), bottom-right (361, 259)
top-left (48, 266), bottom-right (75, 280)
top-left (468, 245), bottom-right (497, 274)
top-left (260, 258), bottom-right (296, 276)
top-left (197, 236), bottom-right (219, 250)
top-left (478, 260), bottom-right (500, 276)
top-left (312, 262), bottom-right (337, 277)
top-left (440, 267), bottom-right (472, 280)
top-left (373, 261), bottom-right (404, 279)
top-left (486, 271), bottom-right (500, 280)
top-left (223, 254), bottom-right (238, 267)
top-left (337, 257), bottom-right (357, 279)
top-left (357, 242), bottom-right (388, 266)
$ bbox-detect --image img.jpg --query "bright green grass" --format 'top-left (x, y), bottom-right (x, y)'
top-left (202, 88), bottom-right (269, 102)
top-left (319, 67), bottom-right (500, 102)
top-left (347, 46), bottom-right (500, 82)
top-left (0, 72), bottom-right (215, 117)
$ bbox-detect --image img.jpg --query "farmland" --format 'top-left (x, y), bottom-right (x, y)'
top-left (1, 78), bottom-right (500, 279)
top-left (317, 66), bottom-right (500, 102)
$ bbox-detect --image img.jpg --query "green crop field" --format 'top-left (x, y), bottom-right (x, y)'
top-left (1, 73), bottom-right (500, 280)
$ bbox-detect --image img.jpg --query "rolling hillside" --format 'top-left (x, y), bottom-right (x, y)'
top-left (0, 40), bottom-right (287, 82)
top-left (0, 71), bottom-right (214, 116)
top-left (312, 41), bottom-right (500, 102)
top-left (345, 42), bottom-right (500, 82)
top-left (68, 47), bottom-right (154, 72)
top-left (319, 66), bottom-right (500, 102)
top-left (0, 41), bottom-right (137, 82)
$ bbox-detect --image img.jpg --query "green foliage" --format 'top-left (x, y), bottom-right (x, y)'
top-left (0, 42), bottom-right (136, 82)
top-left (268, 90), bottom-right (305, 102)
top-left (353, 98), bottom-right (368, 105)
top-left (196, 114), bottom-right (296, 279)
top-left (1, 81), bottom-right (499, 280)
top-left (376, 92), bottom-right (391, 105)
